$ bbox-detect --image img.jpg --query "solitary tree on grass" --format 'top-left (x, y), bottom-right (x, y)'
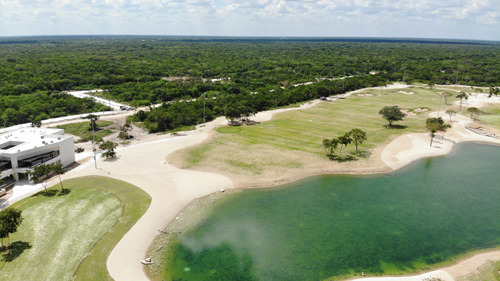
top-left (0, 208), bottom-right (23, 249)
top-left (379, 105), bottom-right (406, 127)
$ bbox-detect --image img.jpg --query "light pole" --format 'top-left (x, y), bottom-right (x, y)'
top-left (203, 92), bottom-right (206, 123)
top-left (92, 118), bottom-right (97, 169)
top-left (437, 93), bottom-right (443, 120)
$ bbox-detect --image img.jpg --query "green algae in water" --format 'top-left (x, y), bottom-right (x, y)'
top-left (164, 143), bottom-right (500, 281)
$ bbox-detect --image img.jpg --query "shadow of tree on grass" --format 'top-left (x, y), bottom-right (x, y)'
top-left (33, 189), bottom-right (57, 197)
top-left (383, 124), bottom-right (408, 129)
top-left (1, 241), bottom-right (32, 262)
top-left (327, 150), bottom-right (371, 162)
top-left (58, 189), bottom-right (71, 196)
top-left (328, 154), bottom-right (357, 162)
top-left (33, 188), bottom-right (71, 197)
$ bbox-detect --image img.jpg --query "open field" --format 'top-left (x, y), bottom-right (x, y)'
top-left (54, 120), bottom-right (115, 142)
top-left (0, 176), bottom-right (150, 281)
top-left (170, 87), bottom-right (459, 187)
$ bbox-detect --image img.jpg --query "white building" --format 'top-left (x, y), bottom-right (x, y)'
top-left (0, 128), bottom-right (75, 185)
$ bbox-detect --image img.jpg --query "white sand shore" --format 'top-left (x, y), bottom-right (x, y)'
top-left (11, 84), bottom-right (498, 281)
top-left (63, 118), bottom-right (235, 281)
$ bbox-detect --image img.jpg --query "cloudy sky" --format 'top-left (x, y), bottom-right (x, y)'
top-left (0, 0), bottom-right (498, 41)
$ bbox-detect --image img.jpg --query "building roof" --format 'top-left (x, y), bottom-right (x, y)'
top-left (0, 128), bottom-right (71, 154)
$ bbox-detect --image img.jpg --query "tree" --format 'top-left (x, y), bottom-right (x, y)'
top-left (238, 105), bottom-right (257, 123)
top-left (86, 114), bottom-right (99, 132)
top-left (51, 163), bottom-right (66, 191)
top-left (27, 164), bottom-right (52, 189)
top-left (445, 109), bottom-right (456, 122)
top-left (99, 140), bottom-right (117, 159)
top-left (322, 138), bottom-right (339, 156)
top-left (456, 92), bottom-right (468, 111)
top-left (426, 117), bottom-right (451, 146)
top-left (488, 87), bottom-right (499, 98)
top-left (466, 107), bottom-right (481, 123)
top-left (225, 107), bottom-right (241, 124)
top-left (347, 128), bottom-right (367, 154)
top-left (378, 105), bottom-right (406, 127)
top-left (30, 118), bottom-right (42, 128)
top-left (338, 133), bottom-right (352, 156)
top-left (0, 208), bottom-right (23, 249)
top-left (118, 120), bottom-right (132, 140)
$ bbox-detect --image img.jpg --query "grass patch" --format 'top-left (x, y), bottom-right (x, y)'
top-left (217, 126), bottom-right (242, 134)
top-left (170, 125), bottom-right (196, 133)
top-left (0, 176), bottom-right (150, 281)
top-left (172, 87), bottom-right (455, 182)
top-left (477, 104), bottom-right (500, 131)
top-left (54, 120), bottom-right (115, 142)
top-left (457, 259), bottom-right (500, 281)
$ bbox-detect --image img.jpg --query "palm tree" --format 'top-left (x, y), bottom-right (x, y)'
top-left (51, 163), bottom-right (66, 191)
top-left (426, 117), bottom-right (451, 146)
top-left (445, 109), bottom-right (457, 122)
top-left (456, 92), bottom-right (468, 111)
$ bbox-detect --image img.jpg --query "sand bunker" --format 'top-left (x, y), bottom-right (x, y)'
top-left (398, 90), bottom-right (414, 95)
top-left (401, 108), bottom-right (428, 116)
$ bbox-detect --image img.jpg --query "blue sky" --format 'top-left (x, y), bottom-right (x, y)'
top-left (0, 0), bottom-right (498, 40)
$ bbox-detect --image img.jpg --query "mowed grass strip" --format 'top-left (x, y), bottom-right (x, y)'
top-left (0, 176), bottom-right (151, 281)
top-left (173, 87), bottom-right (456, 182)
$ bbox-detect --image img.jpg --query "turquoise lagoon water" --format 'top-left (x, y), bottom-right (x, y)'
top-left (165, 143), bottom-right (500, 281)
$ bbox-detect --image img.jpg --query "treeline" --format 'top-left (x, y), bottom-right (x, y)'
top-left (0, 91), bottom-right (110, 127)
top-left (1, 36), bottom-right (499, 128)
top-left (132, 73), bottom-right (390, 132)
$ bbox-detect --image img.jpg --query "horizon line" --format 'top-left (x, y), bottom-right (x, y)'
top-left (0, 34), bottom-right (499, 43)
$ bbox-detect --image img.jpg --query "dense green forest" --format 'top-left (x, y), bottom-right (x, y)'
top-left (1, 36), bottom-right (499, 131)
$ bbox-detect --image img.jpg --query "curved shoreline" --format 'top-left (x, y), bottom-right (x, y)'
top-left (58, 85), bottom-right (500, 281)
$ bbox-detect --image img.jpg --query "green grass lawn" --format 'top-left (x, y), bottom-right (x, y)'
top-left (175, 87), bottom-right (458, 181)
top-left (477, 104), bottom-right (500, 131)
top-left (54, 120), bottom-right (115, 142)
top-left (0, 176), bottom-right (151, 281)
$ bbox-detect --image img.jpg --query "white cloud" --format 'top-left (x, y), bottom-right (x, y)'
top-left (0, 0), bottom-right (498, 40)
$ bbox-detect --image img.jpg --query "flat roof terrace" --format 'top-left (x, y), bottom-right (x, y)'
top-left (0, 128), bottom-right (69, 153)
